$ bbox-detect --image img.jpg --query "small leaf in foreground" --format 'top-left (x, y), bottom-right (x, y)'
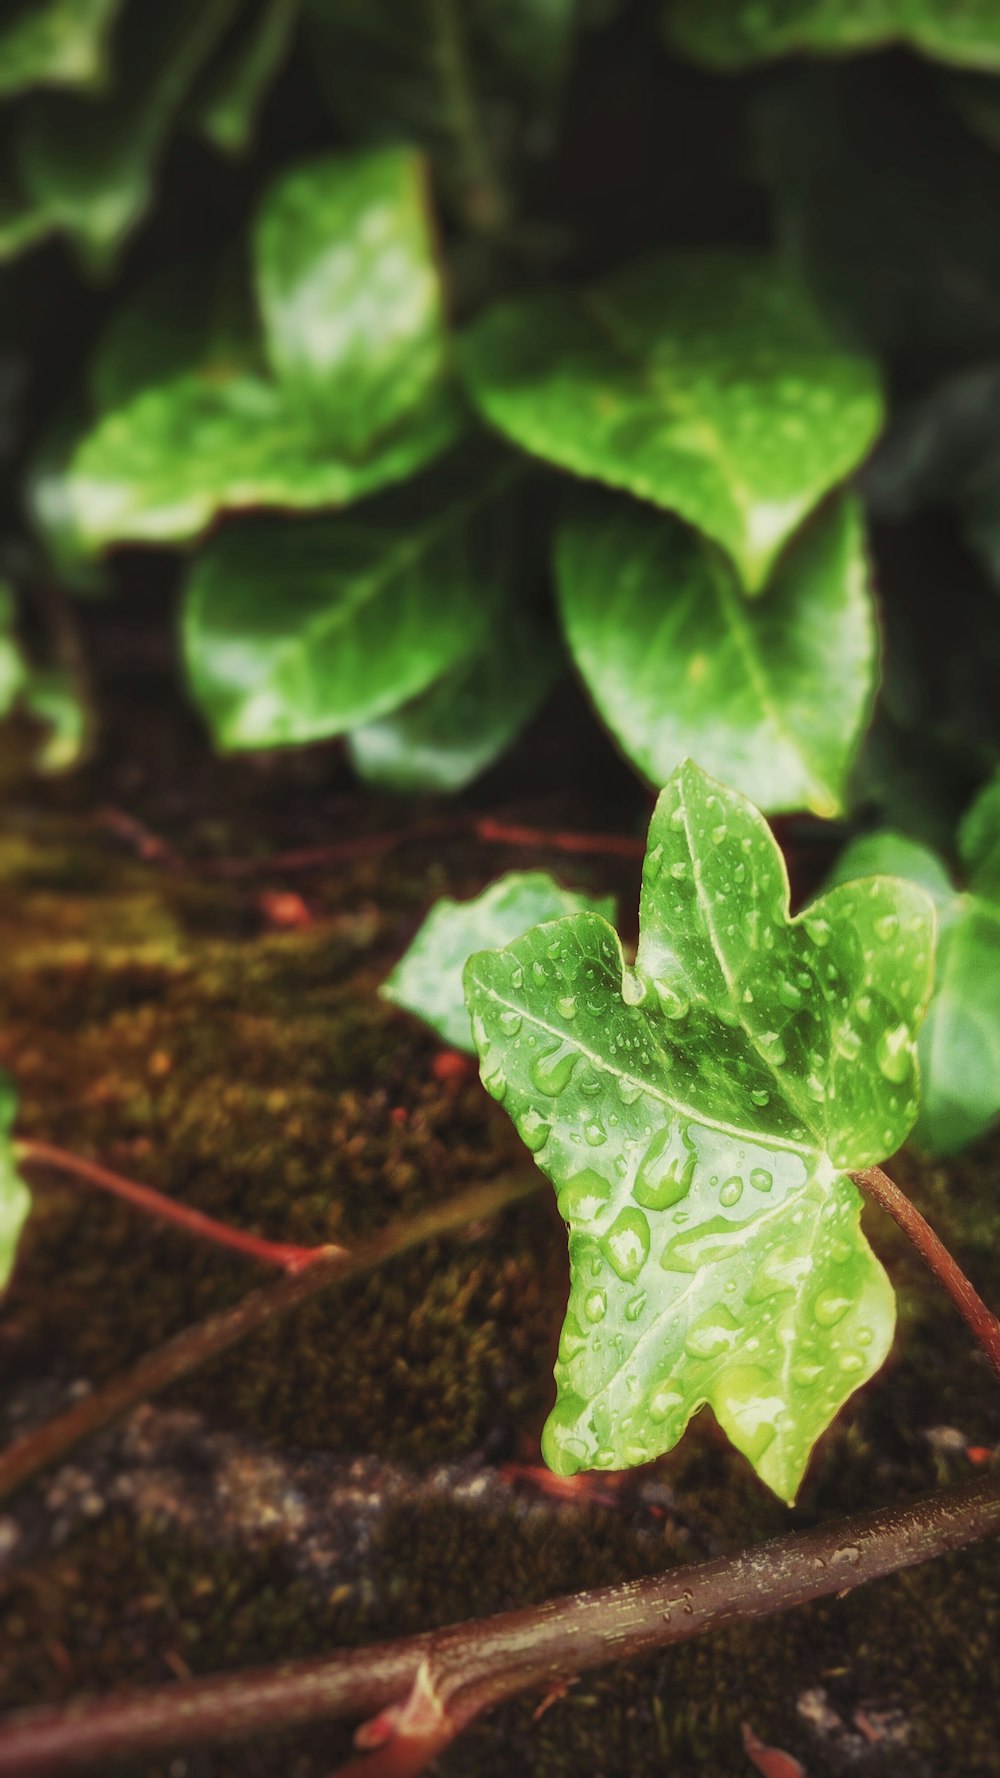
top-left (383, 873), bottom-right (616, 1052)
top-left (829, 788), bottom-right (1000, 1156)
top-left (557, 492), bottom-right (875, 817)
top-left (462, 251), bottom-right (882, 590)
top-left (0, 1075), bottom-right (30, 1292)
top-left (464, 761), bottom-right (935, 1501)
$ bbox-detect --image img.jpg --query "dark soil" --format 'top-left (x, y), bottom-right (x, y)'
top-left (1, 587), bottom-right (999, 1778)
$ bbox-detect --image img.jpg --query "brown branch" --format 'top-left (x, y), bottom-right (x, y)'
top-left (96, 809), bottom-right (646, 879)
top-left (0, 1473), bottom-right (997, 1776)
top-left (853, 1165), bottom-right (1000, 1384)
top-left (0, 1172), bottom-right (539, 1506)
top-left (16, 1140), bottom-right (330, 1274)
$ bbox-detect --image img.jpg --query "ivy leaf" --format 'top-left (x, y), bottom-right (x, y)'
top-left (830, 790), bottom-right (1000, 1156)
top-left (12, 0), bottom-right (236, 272)
top-left (0, 0), bottom-right (120, 98)
top-left (348, 596), bottom-right (560, 794)
top-left (64, 147), bottom-right (459, 549)
top-left (664, 0), bottom-right (1000, 71)
top-left (183, 455), bottom-right (515, 750)
top-left (0, 1076), bottom-right (30, 1292)
top-left (255, 147), bottom-right (447, 454)
top-left (557, 492), bottom-right (875, 817)
top-left (384, 872), bottom-right (616, 1051)
top-left (461, 251), bottom-right (882, 591)
top-left (464, 761), bottom-right (935, 1502)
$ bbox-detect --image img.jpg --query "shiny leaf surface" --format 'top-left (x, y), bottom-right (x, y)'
top-left (255, 147), bottom-right (447, 452)
top-left (831, 790), bottom-right (1000, 1155)
top-left (557, 493), bottom-right (875, 815)
top-left (183, 457), bottom-right (513, 750)
top-left (384, 872), bottom-right (615, 1051)
top-left (464, 762), bottom-right (935, 1500)
top-left (462, 252), bottom-right (882, 589)
top-left (0, 0), bottom-right (119, 97)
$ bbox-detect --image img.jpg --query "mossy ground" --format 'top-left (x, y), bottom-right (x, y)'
top-left (1, 655), bottom-right (999, 1776)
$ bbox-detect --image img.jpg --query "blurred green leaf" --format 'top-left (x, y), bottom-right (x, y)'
top-left (67, 373), bottom-right (460, 549)
top-left (255, 147), bottom-right (447, 452)
top-left (829, 784), bottom-right (1000, 1155)
top-left (183, 455), bottom-right (515, 750)
top-left (0, 1075), bottom-right (30, 1292)
top-left (464, 760), bottom-right (934, 1500)
top-left (665, 0), bottom-right (1000, 70)
top-left (383, 870), bottom-right (615, 1050)
top-left (558, 492), bottom-right (874, 816)
top-left (8, 0), bottom-right (236, 271)
top-left (759, 64), bottom-right (1000, 380)
top-left (349, 591), bottom-right (560, 793)
top-left (192, 0), bottom-right (299, 154)
top-left (20, 666), bottom-right (88, 772)
top-left (0, 583), bottom-right (28, 712)
top-left (0, 0), bottom-right (121, 98)
top-left (462, 253), bottom-right (882, 591)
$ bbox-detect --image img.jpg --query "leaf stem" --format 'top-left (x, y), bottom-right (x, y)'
top-left (0, 1473), bottom-right (997, 1776)
top-left (853, 1164), bottom-right (1000, 1384)
top-left (15, 1140), bottom-right (328, 1274)
top-left (0, 1172), bottom-right (539, 1506)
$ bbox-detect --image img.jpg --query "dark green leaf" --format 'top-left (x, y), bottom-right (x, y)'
top-left (182, 457), bottom-right (515, 750)
top-left (759, 65), bottom-right (1000, 380)
top-left (557, 492), bottom-right (875, 816)
top-left (348, 599), bottom-right (560, 793)
top-left (462, 253), bottom-right (882, 590)
top-left (255, 147), bottom-right (447, 452)
top-left (384, 871), bottom-right (615, 1050)
top-left (11, 0), bottom-right (236, 271)
top-left (665, 0), bottom-right (1000, 71)
top-left (464, 761), bottom-right (935, 1500)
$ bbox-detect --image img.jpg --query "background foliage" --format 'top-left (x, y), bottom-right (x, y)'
top-left (1, 0), bottom-right (1000, 1159)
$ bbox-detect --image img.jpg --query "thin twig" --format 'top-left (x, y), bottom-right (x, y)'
top-left (16, 1140), bottom-right (328, 1274)
top-left (853, 1165), bottom-right (1000, 1384)
top-left (0, 1172), bottom-right (540, 1505)
top-left (0, 1473), bottom-right (996, 1776)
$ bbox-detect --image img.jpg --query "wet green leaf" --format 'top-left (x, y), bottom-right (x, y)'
top-left (557, 492), bottom-right (875, 816)
top-left (183, 456), bottom-right (514, 750)
top-left (255, 147), bottom-right (447, 452)
top-left (64, 148), bottom-right (459, 548)
top-left (67, 374), bottom-right (460, 550)
top-left (0, 1076), bottom-right (29, 1292)
top-left (464, 761), bottom-right (935, 1501)
top-left (462, 253), bottom-right (882, 590)
top-left (830, 785), bottom-right (1000, 1155)
top-left (384, 872), bottom-right (615, 1051)
top-left (0, 0), bottom-right (120, 98)
top-left (665, 0), bottom-right (1000, 71)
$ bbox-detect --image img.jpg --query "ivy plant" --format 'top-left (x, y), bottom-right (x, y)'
top-left (828, 771), bottom-right (1000, 1156)
top-left (455, 763), bottom-right (935, 1503)
top-left (0, 1077), bottom-right (30, 1293)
